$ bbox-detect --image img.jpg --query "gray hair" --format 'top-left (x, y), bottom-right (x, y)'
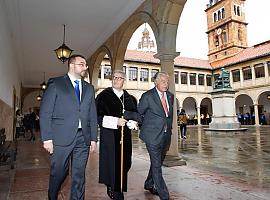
top-left (154, 71), bottom-right (169, 81)
top-left (112, 69), bottom-right (126, 79)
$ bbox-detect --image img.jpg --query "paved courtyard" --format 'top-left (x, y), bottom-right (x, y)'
top-left (0, 126), bottom-right (269, 199)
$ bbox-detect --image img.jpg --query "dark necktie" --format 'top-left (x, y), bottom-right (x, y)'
top-left (74, 80), bottom-right (80, 102)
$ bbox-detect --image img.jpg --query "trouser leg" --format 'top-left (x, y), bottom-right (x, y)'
top-left (146, 134), bottom-right (170, 200)
top-left (48, 143), bottom-right (74, 200)
top-left (183, 124), bottom-right (187, 137)
top-left (144, 165), bottom-right (154, 188)
top-left (70, 130), bottom-right (90, 200)
top-left (180, 125), bottom-right (184, 138)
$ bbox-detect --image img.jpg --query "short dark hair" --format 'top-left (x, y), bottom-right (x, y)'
top-left (68, 54), bottom-right (86, 66)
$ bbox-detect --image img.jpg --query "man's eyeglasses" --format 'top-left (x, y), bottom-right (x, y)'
top-left (73, 63), bottom-right (88, 68)
top-left (113, 76), bottom-right (125, 81)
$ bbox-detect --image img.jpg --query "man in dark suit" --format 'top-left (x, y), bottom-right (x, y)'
top-left (39, 54), bottom-right (97, 200)
top-left (138, 71), bottom-right (174, 200)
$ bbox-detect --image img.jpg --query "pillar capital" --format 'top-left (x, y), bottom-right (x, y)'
top-left (154, 52), bottom-right (180, 61)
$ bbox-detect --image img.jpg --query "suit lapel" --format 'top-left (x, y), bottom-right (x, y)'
top-left (167, 92), bottom-right (173, 116)
top-left (81, 80), bottom-right (87, 103)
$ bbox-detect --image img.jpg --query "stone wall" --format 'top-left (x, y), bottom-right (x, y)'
top-left (0, 98), bottom-right (14, 141)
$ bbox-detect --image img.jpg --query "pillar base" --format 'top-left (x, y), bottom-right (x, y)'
top-left (204, 127), bottom-right (248, 135)
top-left (209, 122), bottom-right (240, 129)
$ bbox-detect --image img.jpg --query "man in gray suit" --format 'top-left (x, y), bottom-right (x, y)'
top-left (138, 71), bottom-right (174, 200)
top-left (40, 54), bottom-right (97, 200)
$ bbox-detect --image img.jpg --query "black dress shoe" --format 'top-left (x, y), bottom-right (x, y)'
top-left (114, 192), bottom-right (124, 200)
top-left (144, 186), bottom-right (158, 195)
top-left (107, 186), bottom-right (114, 199)
top-left (107, 186), bottom-right (124, 200)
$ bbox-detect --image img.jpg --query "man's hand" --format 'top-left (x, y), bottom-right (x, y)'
top-left (43, 141), bottom-right (53, 154)
top-left (90, 141), bottom-right (97, 153)
top-left (117, 118), bottom-right (127, 126)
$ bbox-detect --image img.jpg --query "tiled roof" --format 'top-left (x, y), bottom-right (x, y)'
top-left (124, 40), bottom-right (270, 70)
top-left (124, 50), bottom-right (211, 69)
top-left (124, 50), bottom-right (159, 64)
top-left (210, 40), bottom-right (270, 69)
top-left (174, 56), bottom-right (211, 69)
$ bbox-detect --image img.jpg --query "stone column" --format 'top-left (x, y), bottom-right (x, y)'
top-left (251, 65), bottom-right (256, 85)
top-left (187, 72), bottom-right (190, 87)
top-left (229, 71), bottom-right (233, 88)
top-left (264, 62), bottom-right (269, 81)
top-left (137, 67), bottom-right (141, 89)
top-left (154, 52), bottom-right (179, 156)
top-left (240, 68), bottom-right (244, 87)
top-left (204, 74), bottom-right (207, 90)
top-left (254, 103), bottom-right (260, 126)
top-left (197, 107), bottom-right (201, 125)
top-left (179, 71), bottom-right (182, 84)
top-left (148, 68), bottom-right (152, 84)
top-left (126, 66), bottom-right (129, 83)
top-left (196, 73), bottom-right (199, 89)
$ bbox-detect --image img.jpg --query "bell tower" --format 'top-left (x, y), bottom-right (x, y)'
top-left (205, 0), bottom-right (248, 63)
top-left (137, 24), bottom-right (155, 52)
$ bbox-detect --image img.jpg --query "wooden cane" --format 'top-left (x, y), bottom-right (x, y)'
top-left (120, 117), bottom-right (124, 192)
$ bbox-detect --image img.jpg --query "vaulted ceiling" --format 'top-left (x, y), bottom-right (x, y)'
top-left (3, 0), bottom-right (144, 87)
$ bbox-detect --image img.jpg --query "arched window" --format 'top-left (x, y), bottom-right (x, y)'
top-left (237, 6), bottom-right (241, 16)
top-left (214, 13), bottom-right (217, 22)
top-left (218, 10), bottom-right (221, 20)
top-left (221, 8), bottom-right (225, 18)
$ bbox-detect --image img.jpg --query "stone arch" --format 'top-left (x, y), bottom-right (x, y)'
top-left (22, 90), bottom-right (41, 113)
top-left (257, 90), bottom-right (270, 125)
top-left (235, 93), bottom-right (254, 111)
top-left (200, 97), bottom-right (212, 125)
top-left (155, 0), bottom-right (186, 53)
top-left (89, 45), bottom-right (112, 89)
top-left (182, 97), bottom-right (197, 124)
top-left (256, 90), bottom-right (270, 104)
top-left (114, 11), bottom-right (159, 69)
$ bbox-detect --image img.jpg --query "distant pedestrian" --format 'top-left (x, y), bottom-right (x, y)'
top-left (178, 109), bottom-right (188, 139)
top-left (28, 108), bottom-right (36, 141)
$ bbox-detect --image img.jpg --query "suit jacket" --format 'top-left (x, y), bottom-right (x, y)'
top-left (39, 74), bottom-right (97, 146)
top-left (138, 87), bottom-right (174, 145)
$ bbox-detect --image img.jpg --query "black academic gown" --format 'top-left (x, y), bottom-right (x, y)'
top-left (96, 87), bottom-right (138, 192)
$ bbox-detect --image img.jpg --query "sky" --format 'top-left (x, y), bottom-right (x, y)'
top-left (127, 0), bottom-right (270, 60)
